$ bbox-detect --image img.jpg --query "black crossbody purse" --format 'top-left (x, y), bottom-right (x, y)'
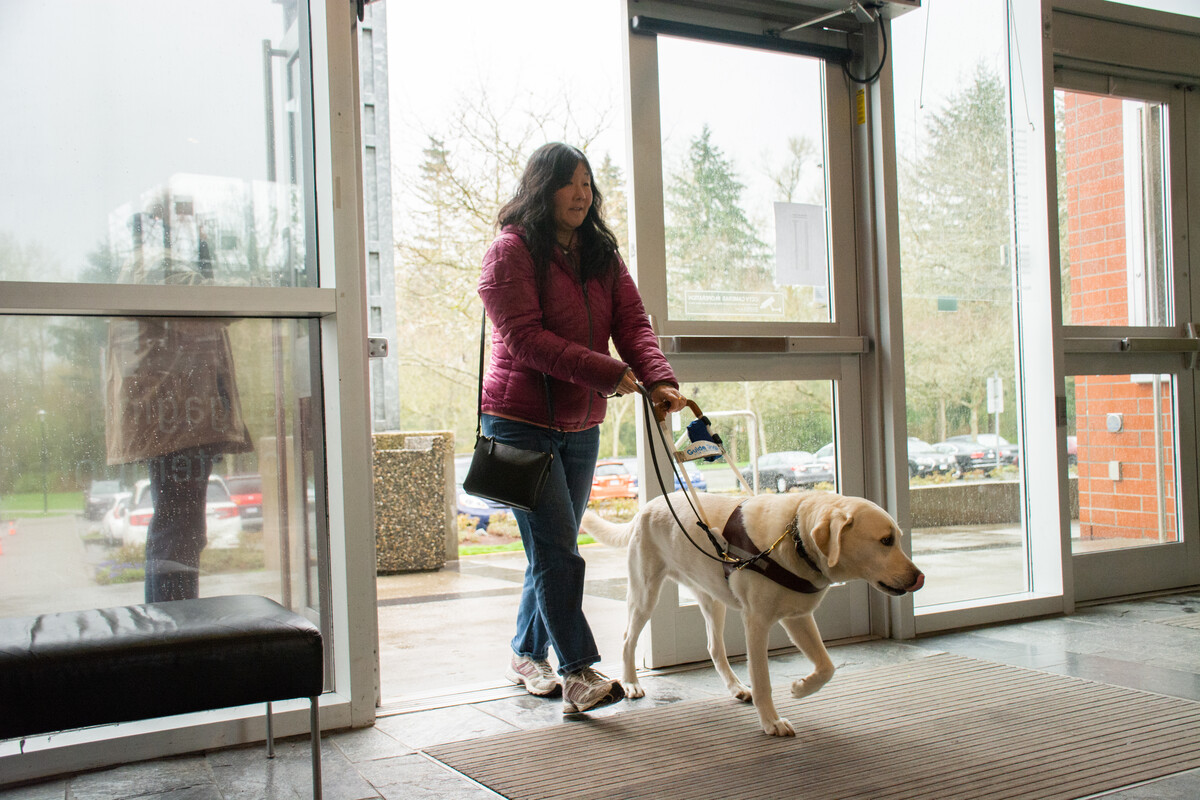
top-left (463, 310), bottom-right (554, 512)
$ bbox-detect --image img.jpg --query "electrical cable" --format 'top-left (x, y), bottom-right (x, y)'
top-left (843, 10), bottom-right (889, 85)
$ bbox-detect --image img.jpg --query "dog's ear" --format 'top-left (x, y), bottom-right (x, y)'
top-left (810, 510), bottom-right (853, 568)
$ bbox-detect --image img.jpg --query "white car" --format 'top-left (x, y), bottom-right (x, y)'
top-left (99, 492), bottom-right (133, 546)
top-left (122, 477), bottom-right (244, 549)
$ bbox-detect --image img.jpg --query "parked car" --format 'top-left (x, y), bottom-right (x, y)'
top-left (908, 438), bottom-right (959, 477)
top-left (84, 479), bottom-right (124, 521)
top-left (934, 440), bottom-right (1003, 473)
top-left (122, 477), bottom-right (244, 549)
top-left (590, 458), bottom-right (707, 500)
top-left (99, 492), bottom-right (133, 546)
top-left (591, 459), bottom-right (638, 500)
top-left (453, 455), bottom-right (512, 530)
top-left (223, 474), bottom-right (264, 531)
top-left (741, 451), bottom-right (835, 493)
top-left (673, 462), bottom-right (708, 493)
top-left (945, 434), bottom-right (1018, 465)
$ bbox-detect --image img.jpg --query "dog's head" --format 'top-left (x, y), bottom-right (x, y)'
top-left (807, 499), bottom-right (924, 596)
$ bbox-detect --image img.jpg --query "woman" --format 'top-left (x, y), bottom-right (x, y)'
top-left (479, 143), bottom-right (686, 713)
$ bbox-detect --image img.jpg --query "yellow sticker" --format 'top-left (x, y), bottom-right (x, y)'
top-left (856, 89), bottom-right (867, 125)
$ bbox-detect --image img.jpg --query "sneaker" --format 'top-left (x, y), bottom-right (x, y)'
top-left (506, 654), bottom-right (561, 697)
top-left (562, 667), bottom-right (625, 714)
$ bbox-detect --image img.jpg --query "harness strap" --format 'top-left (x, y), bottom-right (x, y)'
top-left (720, 506), bottom-right (825, 594)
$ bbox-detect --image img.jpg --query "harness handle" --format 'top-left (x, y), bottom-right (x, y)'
top-left (651, 396), bottom-right (703, 424)
top-left (636, 384), bottom-right (759, 568)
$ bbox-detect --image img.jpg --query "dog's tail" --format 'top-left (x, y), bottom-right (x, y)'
top-left (580, 509), bottom-right (636, 548)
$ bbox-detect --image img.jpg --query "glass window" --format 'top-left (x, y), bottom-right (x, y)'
top-left (1056, 90), bottom-right (1172, 328)
top-left (1067, 373), bottom-right (1179, 553)
top-left (893, 1), bottom-right (1030, 609)
top-left (656, 37), bottom-right (830, 323)
top-left (0, 0), bottom-right (315, 287)
top-left (667, 378), bottom-right (836, 606)
top-left (0, 317), bottom-right (326, 633)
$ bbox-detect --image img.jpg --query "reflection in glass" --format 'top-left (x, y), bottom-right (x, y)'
top-left (1056, 90), bottom-right (1171, 327)
top-left (657, 37), bottom-right (830, 323)
top-left (0, 0), bottom-right (313, 287)
top-left (1068, 374), bottom-right (1178, 553)
top-left (0, 316), bottom-right (324, 627)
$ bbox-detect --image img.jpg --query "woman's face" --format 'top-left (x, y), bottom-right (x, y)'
top-left (552, 161), bottom-right (593, 242)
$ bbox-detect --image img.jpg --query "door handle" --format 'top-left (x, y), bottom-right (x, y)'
top-left (1120, 323), bottom-right (1200, 369)
top-left (658, 335), bottom-right (870, 356)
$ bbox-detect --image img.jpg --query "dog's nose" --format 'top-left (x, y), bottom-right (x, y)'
top-left (909, 572), bottom-right (925, 592)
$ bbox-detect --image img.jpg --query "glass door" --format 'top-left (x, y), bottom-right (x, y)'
top-left (1053, 8), bottom-right (1200, 601)
top-left (622, 2), bottom-right (890, 666)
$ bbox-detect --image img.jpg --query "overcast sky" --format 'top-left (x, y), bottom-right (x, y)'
top-left (0, 1), bottom-right (282, 277)
top-left (2, 0), bottom-right (1196, 278)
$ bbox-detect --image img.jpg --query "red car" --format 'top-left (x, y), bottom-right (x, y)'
top-left (590, 460), bottom-right (638, 500)
top-left (223, 474), bottom-right (264, 531)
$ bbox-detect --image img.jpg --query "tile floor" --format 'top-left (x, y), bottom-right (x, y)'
top-left (2, 590), bottom-right (1199, 799)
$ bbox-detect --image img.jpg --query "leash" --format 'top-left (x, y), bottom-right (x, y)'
top-left (635, 384), bottom-right (828, 593)
top-left (637, 385), bottom-right (737, 566)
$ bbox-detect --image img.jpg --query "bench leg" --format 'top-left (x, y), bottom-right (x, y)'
top-left (266, 700), bottom-right (275, 758)
top-left (310, 696), bottom-right (322, 800)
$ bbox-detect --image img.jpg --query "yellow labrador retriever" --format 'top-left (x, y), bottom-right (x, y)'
top-left (580, 490), bottom-right (924, 736)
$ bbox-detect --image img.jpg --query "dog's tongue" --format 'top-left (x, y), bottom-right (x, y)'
top-left (910, 573), bottom-right (925, 592)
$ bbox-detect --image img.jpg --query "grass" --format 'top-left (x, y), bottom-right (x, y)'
top-left (0, 491), bottom-right (83, 517)
top-left (94, 538), bottom-right (266, 585)
top-left (455, 496), bottom-right (638, 557)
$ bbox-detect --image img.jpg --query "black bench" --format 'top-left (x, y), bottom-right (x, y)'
top-left (0, 594), bottom-right (324, 798)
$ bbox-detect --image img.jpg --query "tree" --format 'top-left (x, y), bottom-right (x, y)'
top-left (899, 63), bottom-right (1015, 444)
top-left (392, 88), bottom-right (618, 449)
top-left (762, 135), bottom-right (821, 205)
top-left (664, 125), bottom-right (771, 303)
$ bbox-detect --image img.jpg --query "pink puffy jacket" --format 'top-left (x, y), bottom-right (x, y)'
top-left (478, 227), bottom-right (677, 431)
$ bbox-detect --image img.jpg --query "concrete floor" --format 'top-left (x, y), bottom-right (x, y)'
top-left (2, 582), bottom-right (1198, 799)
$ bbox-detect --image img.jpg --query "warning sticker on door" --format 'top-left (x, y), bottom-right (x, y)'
top-left (683, 290), bottom-right (787, 318)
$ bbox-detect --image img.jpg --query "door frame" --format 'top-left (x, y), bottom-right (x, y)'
top-left (1050, 0), bottom-right (1200, 602)
top-left (620, 0), bottom-right (916, 668)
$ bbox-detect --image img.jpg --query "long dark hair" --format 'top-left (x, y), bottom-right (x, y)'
top-left (496, 142), bottom-right (620, 286)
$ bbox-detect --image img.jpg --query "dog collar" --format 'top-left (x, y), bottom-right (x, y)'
top-left (788, 517), bottom-right (828, 578)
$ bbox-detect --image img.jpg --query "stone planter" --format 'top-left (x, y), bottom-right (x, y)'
top-left (372, 431), bottom-right (455, 573)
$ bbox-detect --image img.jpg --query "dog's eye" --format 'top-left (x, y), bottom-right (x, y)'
top-left (881, 535), bottom-right (895, 547)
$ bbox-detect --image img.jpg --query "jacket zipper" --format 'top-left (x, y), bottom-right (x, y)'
top-left (582, 278), bottom-right (594, 424)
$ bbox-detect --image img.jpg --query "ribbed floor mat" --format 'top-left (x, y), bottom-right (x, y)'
top-left (425, 653), bottom-right (1200, 800)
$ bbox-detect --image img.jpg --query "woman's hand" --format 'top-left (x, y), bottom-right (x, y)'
top-left (650, 384), bottom-right (687, 415)
top-left (612, 369), bottom-right (640, 396)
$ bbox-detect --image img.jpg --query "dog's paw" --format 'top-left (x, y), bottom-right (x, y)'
top-left (762, 717), bottom-right (796, 737)
top-left (622, 680), bottom-right (645, 699)
top-left (790, 671), bottom-right (832, 699)
top-left (729, 684), bottom-right (753, 703)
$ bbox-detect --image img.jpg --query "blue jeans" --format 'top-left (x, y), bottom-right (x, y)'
top-left (481, 414), bottom-right (601, 675)
top-left (144, 447), bottom-right (215, 603)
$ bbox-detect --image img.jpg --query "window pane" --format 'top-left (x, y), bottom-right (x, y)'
top-left (657, 38), bottom-right (830, 323)
top-left (892, 0), bottom-right (1030, 608)
top-left (0, 317), bottom-right (326, 644)
top-left (1056, 90), bottom-right (1172, 327)
top-left (1068, 373), bottom-right (1179, 553)
top-left (658, 379), bottom-right (837, 608)
top-left (0, 1), bottom-right (314, 287)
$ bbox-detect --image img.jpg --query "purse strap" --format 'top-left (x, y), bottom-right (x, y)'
top-left (476, 309), bottom-right (554, 438)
